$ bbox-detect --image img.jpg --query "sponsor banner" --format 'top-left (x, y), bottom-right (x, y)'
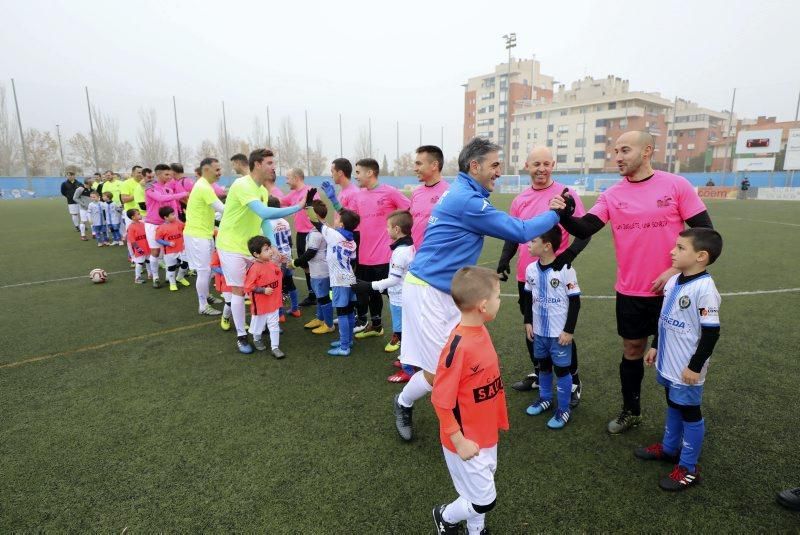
top-left (757, 187), bottom-right (800, 201)
top-left (784, 129), bottom-right (800, 170)
top-left (0, 188), bottom-right (36, 200)
top-left (735, 157), bottom-right (776, 172)
top-left (698, 186), bottom-right (737, 199)
top-left (736, 129), bottom-right (782, 155)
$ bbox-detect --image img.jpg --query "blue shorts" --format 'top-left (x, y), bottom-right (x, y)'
top-left (310, 277), bottom-right (331, 299)
top-left (332, 286), bottom-right (356, 308)
top-left (657, 371), bottom-right (704, 406)
top-left (533, 334), bottom-right (572, 367)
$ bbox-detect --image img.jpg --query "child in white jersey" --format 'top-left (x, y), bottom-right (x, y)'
top-left (102, 191), bottom-right (123, 245)
top-left (87, 190), bottom-right (108, 247)
top-left (293, 200), bottom-right (333, 335)
top-left (636, 228), bottom-right (722, 492)
top-left (522, 226), bottom-right (581, 429)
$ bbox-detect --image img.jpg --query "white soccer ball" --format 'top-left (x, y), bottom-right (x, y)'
top-left (89, 268), bottom-right (107, 284)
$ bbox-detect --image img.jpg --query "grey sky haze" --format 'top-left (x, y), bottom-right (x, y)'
top-left (2, 0), bottom-right (799, 170)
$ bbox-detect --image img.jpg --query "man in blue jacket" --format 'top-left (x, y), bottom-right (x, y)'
top-left (393, 137), bottom-right (567, 441)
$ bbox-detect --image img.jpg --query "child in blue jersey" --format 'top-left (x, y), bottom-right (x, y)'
top-left (268, 196), bottom-right (301, 321)
top-left (522, 226), bottom-right (581, 429)
top-left (636, 228), bottom-right (722, 491)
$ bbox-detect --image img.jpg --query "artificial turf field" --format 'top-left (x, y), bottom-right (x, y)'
top-left (1, 196), bottom-right (799, 533)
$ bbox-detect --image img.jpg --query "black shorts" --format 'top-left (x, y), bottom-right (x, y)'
top-left (616, 292), bottom-right (663, 340)
top-left (356, 264), bottom-right (389, 286)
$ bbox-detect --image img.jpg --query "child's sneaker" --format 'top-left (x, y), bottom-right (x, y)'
top-left (607, 409), bottom-right (643, 434)
top-left (200, 305), bottom-right (222, 316)
top-left (81, 236), bottom-right (88, 241)
top-left (279, 314), bottom-right (286, 323)
top-left (134, 277), bottom-right (146, 284)
top-left (169, 283), bottom-right (178, 292)
top-left (178, 278), bottom-right (191, 287)
top-left (289, 309), bottom-right (302, 318)
top-left (304, 318), bottom-right (324, 329)
top-left (525, 398), bottom-right (552, 416)
top-left (327, 346), bottom-right (350, 357)
top-left (355, 324), bottom-right (384, 339)
top-left (547, 408), bottom-right (571, 429)
top-left (271, 348), bottom-right (286, 359)
top-left (252, 338), bottom-right (267, 351)
top-left (97, 243), bottom-right (103, 247)
top-left (152, 279), bottom-right (161, 289)
top-left (387, 370), bottom-right (412, 383)
top-left (312, 324), bottom-right (336, 335)
top-left (432, 504), bottom-right (460, 535)
top-left (634, 443), bottom-right (679, 463)
top-left (220, 316), bottom-right (231, 331)
top-left (659, 465), bottom-right (701, 491)
top-left (384, 334), bottom-right (401, 352)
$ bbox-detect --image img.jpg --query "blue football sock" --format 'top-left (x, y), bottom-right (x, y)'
top-left (347, 312), bottom-right (356, 348)
top-left (538, 370), bottom-right (553, 402)
top-left (402, 364), bottom-right (415, 375)
top-left (662, 406), bottom-right (683, 455)
top-left (321, 302), bottom-right (334, 327)
top-left (556, 372), bottom-right (572, 411)
top-left (336, 314), bottom-right (350, 350)
top-left (289, 289), bottom-right (299, 312)
top-left (279, 307), bottom-right (285, 317)
top-left (679, 419), bottom-right (704, 472)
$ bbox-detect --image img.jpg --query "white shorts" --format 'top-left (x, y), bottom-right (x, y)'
top-left (68, 204), bottom-right (79, 216)
top-left (79, 208), bottom-right (90, 222)
top-left (443, 444), bottom-right (498, 506)
top-left (218, 249), bottom-right (253, 288)
top-left (399, 278), bottom-right (461, 373)
top-left (164, 252), bottom-right (183, 266)
top-left (184, 236), bottom-right (214, 271)
top-left (145, 222), bottom-right (160, 250)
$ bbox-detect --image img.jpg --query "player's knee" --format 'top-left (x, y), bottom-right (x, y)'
top-left (537, 357), bottom-right (553, 373)
top-left (167, 264), bottom-right (178, 272)
top-left (472, 499), bottom-right (496, 514)
top-left (622, 339), bottom-right (646, 359)
top-left (680, 405), bottom-right (702, 422)
top-left (553, 365), bottom-right (570, 378)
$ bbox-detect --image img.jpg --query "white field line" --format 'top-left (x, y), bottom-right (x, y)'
top-left (723, 216), bottom-right (800, 228)
top-left (1, 269), bottom-right (134, 289)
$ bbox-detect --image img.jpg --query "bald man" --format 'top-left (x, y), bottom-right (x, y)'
top-left (497, 147), bottom-right (591, 407)
top-left (551, 130), bottom-right (712, 434)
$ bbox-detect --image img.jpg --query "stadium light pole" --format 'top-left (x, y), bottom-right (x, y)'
top-left (368, 117), bottom-right (372, 157)
top-left (266, 106), bottom-right (272, 147)
top-left (667, 95), bottom-right (678, 173)
top-left (338, 113), bottom-right (343, 157)
top-left (221, 101), bottom-right (230, 160)
top-left (502, 33), bottom-right (517, 174)
top-left (172, 96), bottom-right (182, 164)
top-left (419, 124), bottom-right (422, 146)
top-left (84, 86), bottom-right (100, 174)
top-left (10, 79), bottom-right (29, 177)
top-left (396, 121), bottom-right (400, 176)
top-left (723, 88), bottom-right (736, 184)
top-left (304, 110), bottom-right (310, 173)
top-left (55, 124), bottom-right (65, 172)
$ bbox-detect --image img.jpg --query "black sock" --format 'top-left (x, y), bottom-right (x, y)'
top-left (570, 340), bottom-right (579, 375)
top-left (619, 357), bottom-right (644, 415)
top-left (370, 315), bottom-right (382, 328)
top-left (394, 331), bottom-right (401, 340)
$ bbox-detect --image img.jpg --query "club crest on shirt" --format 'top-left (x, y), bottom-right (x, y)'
top-left (567, 282), bottom-right (576, 290)
top-left (430, 196), bottom-right (440, 204)
top-left (679, 295), bottom-right (691, 309)
top-left (550, 278), bottom-right (560, 288)
top-left (376, 195), bottom-right (390, 207)
top-left (616, 201), bottom-right (629, 210)
top-left (656, 195), bottom-right (673, 208)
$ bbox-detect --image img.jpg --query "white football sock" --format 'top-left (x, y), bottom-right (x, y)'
top-left (466, 514), bottom-right (486, 535)
top-left (196, 269), bottom-right (210, 310)
top-left (443, 496), bottom-right (475, 524)
top-left (134, 262), bottom-right (144, 280)
top-left (266, 311), bottom-right (280, 349)
top-left (79, 223), bottom-right (86, 236)
top-left (149, 255), bottom-right (160, 279)
top-left (231, 294), bottom-right (247, 336)
top-left (397, 370), bottom-right (432, 408)
top-left (222, 291), bottom-right (232, 319)
top-left (71, 213), bottom-right (79, 226)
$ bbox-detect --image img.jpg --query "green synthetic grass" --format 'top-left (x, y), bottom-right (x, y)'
top-left (1, 197), bottom-right (799, 532)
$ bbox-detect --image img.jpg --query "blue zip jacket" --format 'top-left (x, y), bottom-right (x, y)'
top-left (410, 172), bottom-right (560, 293)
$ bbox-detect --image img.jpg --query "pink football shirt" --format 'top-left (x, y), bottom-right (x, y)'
top-left (144, 182), bottom-right (188, 225)
top-left (351, 183), bottom-right (411, 265)
top-left (410, 180), bottom-right (450, 248)
top-left (281, 185), bottom-right (319, 233)
top-left (510, 181), bottom-right (586, 282)
top-left (588, 170), bottom-right (706, 296)
top-left (338, 183), bottom-right (360, 211)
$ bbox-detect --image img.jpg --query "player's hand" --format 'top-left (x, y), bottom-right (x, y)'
top-left (551, 188), bottom-right (576, 219)
top-left (496, 259), bottom-right (510, 281)
top-left (558, 331), bottom-right (573, 346)
top-left (644, 348), bottom-right (657, 367)
top-left (263, 286), bottom-right (273, 295)
top-left (524, 323), bottom-right (533, 342)
top-left (320, 181), bottom-right (336, 200)
top-left (168, 241), bottom-right (175, 247)
top-left (651, 267), bottom-right (679, 294)
top-left (549, 196), bottom-right (566, 211)
top-left (551, 249), bottom-right (575, 271)
top-left (681, 367), bottom-right (701, 385)
top-left (305, 188), bottom-right (317, 208)
top-left (452, 434), bottom-right (480, 461)
top-left (351, 279), bottom-right (372, 294)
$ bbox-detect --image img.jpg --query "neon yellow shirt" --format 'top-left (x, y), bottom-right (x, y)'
top-left (216, 175), bottom-right (263, 255)
top-left (133, 182), bottom-right (146, 217)
top-left (120, 177), bottom-right (140, 212)
top-left (102, 180), bottom-right (123, 204)
top-left (184, 178), bottom-right (222, 239)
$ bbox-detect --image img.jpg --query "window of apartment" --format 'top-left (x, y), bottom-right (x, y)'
top-left (596, 119), bottom-right (607, 127)
top-left (512, 142), bottom-right (520, 149)
top-left (575, 138), bottom-right (586, 148)
top-left (678, 144), bottom-right (682, 150)
top-left (547, 124), bottom-right (554, 132)
top-left (608, 102), bottom-right (617, 110)
top-left (687, 143), bottom-right (695, 150)
top-left (558, 125), bottom-right (569, 134)
top-left (595, 104), bottom-right (604, 112)
top-left (478, 131), bottom-right (491, 138)
top-left (688, 130), bottom-right (696, 138)
top-left (488, 105), bottom-right (495, 112)
top-left (477, 119), bottom-right (494, 127)
top-left (620, 119), bottom-right (628, 128)
top-left (535, 112), bottom-right (543, 119)
top-left (546, 139), bottom-right (553, 147)
top-left (593, 151), bottom-right (606, 159)
top-left (557, 140), bottom-right (568, 149)
top-left (527, 132), bottom-right (532, 140)
top-left (560, 110), bottom-right (568, 116)
top-left (478, 107), bottom-right (486, 114)
top-left (556, 154), bottom-right (567, 163)
top-left (594, 134), bottom-right (606, 143)
top-left (512, 128), bottom-right (520, 135)
top-left (480, 92), bottom-right (495, 100)
top-left (574, 156), bottom-right (584, 163)
top-left (511, 155), bottom-right (518, 163)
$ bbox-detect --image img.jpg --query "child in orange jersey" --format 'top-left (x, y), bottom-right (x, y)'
top-left (244, 235), bottom-right (285, 359)
top-left (126, 209), bottom-right (151, 284)
top-left (155, 206), bottom-right (190, 291)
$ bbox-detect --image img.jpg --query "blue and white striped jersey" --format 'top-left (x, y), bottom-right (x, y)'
top-left (270, 218), bottom-right (293, 258)
top-left (524, 262), bottom-right (581, 338)
top-left (656, 273), bottom-right (721, 386)
top-left (321, 225), bottom-right (357, 287)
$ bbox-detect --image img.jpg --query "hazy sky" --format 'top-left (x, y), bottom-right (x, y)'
top-left (2, 0), bottom-right (799, 168)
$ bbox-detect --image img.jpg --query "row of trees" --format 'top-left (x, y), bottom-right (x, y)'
top-left (0, 87), bottom-right (459, 177)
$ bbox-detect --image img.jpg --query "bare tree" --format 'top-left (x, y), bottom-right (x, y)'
top-left (137, 108), bottom-right (171, 166)
top-left (118, 140), bottom-right (135, 170)
top-left (393, 152), bottom-right (415, 176)
top-left (92, 107), bottom-right (125, 170)
top-left (0, 86), bottom-right (20, 175)
top-left (275, 117), bottom-right (301, 172)
top-left (301, 137), bottom-right (327, 175)
top-left (67, 132), bottom-right (96, 171)
top-left (249, 116), bottom-right (268, 150)
top-left (197, 139), bottom-right (218, 160)
top-left (24, 128), bottom-right (59, 175)
top-left (442, 156), bottom-right (459, 176)
top-left (381, 154), bottom-right (390, 176)
top-left (353, 127), bottom-right (372, 161)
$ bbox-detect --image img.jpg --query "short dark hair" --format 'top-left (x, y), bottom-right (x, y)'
top-left (249, 148), bottom-right (274, 171)
top-left (131, 165), bottom-right (142, 173)
top-left (332, 158), bottom-right (352, 178)
top-left (247, 235), bottom-right (272, 256)
top-left (230, 153), bottom-right (248, 164)
top-left (126, 208), bottom-right (140, 219)
top-left (158, 206), bottom-right (175, 219)
top-left (170, 163), bottom-right (184, 174)
top-left (416, 145), bottom-right (444, 172)
top-left (388, 210), bottom-right (413, 235)
top-left (680, 228), bottom-right (723, 265)
top-left (93, 172), bottom-right (101, 177)
top-left (538, 226), bottom-right (562, 252)
top-left (339, 208), bottom-right (360, 231)
top-left (312, 199), bottom-right (328, 220)
top-left (458, 137), bottom-right (501, 173)
top-left (142, 167), bottom-right (152, 175)
top-left (200, 157), bottom-right (218, 169)
top-left (267, 196), bottom-right (281, 209)
top-left (154, 163), bottom-right (171, 172)
top-left (66, 171), bottom-right (75, 177)
top-left (451, 266), bottom-right (500, 311)
top-left (355, 158), bottom-right (380, 177)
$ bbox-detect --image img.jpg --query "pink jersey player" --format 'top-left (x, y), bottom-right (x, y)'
top-left (351, 184), bottom-right (411, 265)
top-left (145, 182), bottom-right (188, 225)
top-left (281, 185), bottom-right (319, 233)
top-left (409, 179), bottom-right (449, 248)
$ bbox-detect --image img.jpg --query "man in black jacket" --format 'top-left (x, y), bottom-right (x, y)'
top-left (60, 171), bottom-right (83, 231)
